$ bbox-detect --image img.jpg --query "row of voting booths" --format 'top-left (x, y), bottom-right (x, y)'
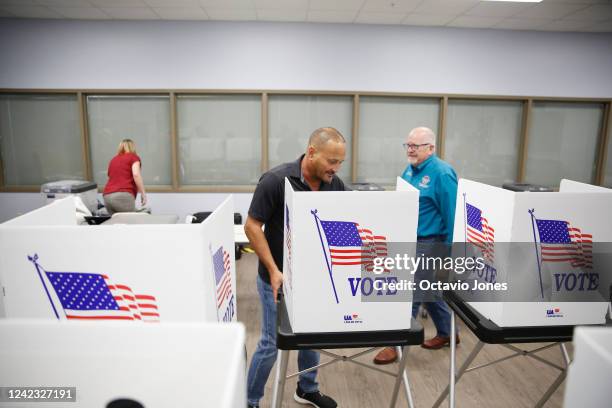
top-left (282, 177), bottom-right (611, 330)
top-left (1, 175), bottom-right (610, 407)
top-left (0, 196), bottom-right (244, 408)
top-left (440, 178), bottom-right (611, 408)
top-left (452, 178), bottom-right (611, 326)
top-left (280, 176), bottom-right (610, 407)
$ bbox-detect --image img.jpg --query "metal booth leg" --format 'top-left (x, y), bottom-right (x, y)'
top-left (431, 340), bottom-right (485, 408)
top-left (449, 310), bottom-right (456, 408)
top-left (271, 349), bottom-right (290, 408)
top-left (389, 345), bottom-right (411, 408)
top-left (533, 343), bottom-right (571, 408)
top-left (395, 346), bottom-right (415, 408)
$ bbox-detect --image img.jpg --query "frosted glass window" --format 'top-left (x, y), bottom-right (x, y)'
top-left (0, 94), bottom-right (83, 186)
top-left (525, 102), bottom-right (603, 187)
top-left (605, 130), bottom-right (612, 188)
top-left (177, 95), bottom-right (261, 185)
top-left (445, 100), bottom-right (522, 186)
top-left (269, 95), bottom-right (352, 181)
top-left (357, 97), bottom-right (439, 184)
top-left (87, 95), bottom-right (172, 188)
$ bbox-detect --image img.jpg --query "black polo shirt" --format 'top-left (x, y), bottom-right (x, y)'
top-left (248, 154), bottom-right (349, 284)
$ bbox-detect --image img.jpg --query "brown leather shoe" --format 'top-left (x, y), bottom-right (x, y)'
top-left (373, 347), bottom-right (398, 364)
top-left (421, 335), bottom-right (460, 350)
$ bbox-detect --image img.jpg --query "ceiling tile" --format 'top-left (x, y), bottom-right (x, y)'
top-left (253, 0), bottom-right (308, 10)
top-left (581, 19), bottom-right (612, 31)
top-left (355, 11), bottom-right (406, 24)
top-left (540, 19), bottom-right (591, 31)
top-left (413, 0), bottom-right (479, 16)
top-left (205, 7), bottom-right (257, 20)
top-left (464, 2), bottom-right (531, 18)
top-left (153, 6), bottom-right (208, 20)
top-left (542, 0), bottom-right (609, 4)
top-left (494, 17), bottom-right (553, 30)
top-left (1, 5), bottom-right (63, 18)
top-left (0, 0), bottom-right (605, 31)
top-left (199, 0), bottom-right (254, 9)
top-left (35, 0), bottom-right (95, 6)
top-left (0, 0), bottom-right (39, 5)
top-left (0, 7), bottom-right (16, 16)
top-left (309, 0), bottom-right (366, 12)
top-left (145, 0), bottom-right (200, 7)
top-left (362, 0), bottom-right (420, 13)
top-left (513, 2), bottom-right (589, 20)
top-left (90, 0), bottom-right (147, 7)
top-left (307, 9), bottom-right (357, 23)
top-left (101, 6), bottom-right (160, 19)
top-left (447, 15), bottom-right (506, 28)
top-left (51, 6), bottom-right (112, 19)
top-left (256, 8), bottom-right (306, 21)
top-left (562, 4), bottom-right (612, 21)
top-left (402, 13), bottom-right (455, 26)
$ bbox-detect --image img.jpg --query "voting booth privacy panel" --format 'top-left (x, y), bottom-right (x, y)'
top-left (452, 179), bottom-right (610, 327)
top-left (0, 320), bottom-right (246, 408)
top-left (563, 327), bottom-right (612, 408)
top-left (0, 197), bottom-right (237, 323)
top-left (2, 196), bottom-right (77, 227)
top-left (283, 177), bottom-right (419, 333)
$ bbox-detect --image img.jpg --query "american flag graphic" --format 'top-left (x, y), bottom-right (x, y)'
top-left (213, 246), bottom-right (232, 309)
top-left (466, 203), bottom-right (495, 262)
top-left (320, 220), bottom-right (388, 272)
top-left (285, 204), bottom-right (292, 261)
top-left (42, 267), bottom-right (159, 322)
top-left (285, 204), bottom-right (293, 289)
top-left (535, 219), bottom-right (593, 268)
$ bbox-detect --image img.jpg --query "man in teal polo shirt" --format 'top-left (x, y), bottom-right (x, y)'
top-left (374, 126), bottom-right (459, 364)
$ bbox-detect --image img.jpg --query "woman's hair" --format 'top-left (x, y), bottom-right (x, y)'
top-left (117, 139), bottom-right (137, 155)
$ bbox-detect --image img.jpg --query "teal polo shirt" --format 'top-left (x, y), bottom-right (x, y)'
top-left (401, 155), bottom-right (458, 244)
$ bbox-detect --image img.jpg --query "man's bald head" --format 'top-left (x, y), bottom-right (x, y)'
top-left (405, 126), bottom-right (436, 166)
top-left (407, 127), bottom-right (436, 146)
top-left (307, 127), bottom-right (346, 150)
top-left (303, 127), bottom-right (346, 185)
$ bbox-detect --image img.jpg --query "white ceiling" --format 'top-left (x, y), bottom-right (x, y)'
top-left (0, 0), bottom-right (611, 32)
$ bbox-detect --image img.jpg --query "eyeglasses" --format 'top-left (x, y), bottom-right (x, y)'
top-left (402, 143), bottom-right (431, 151)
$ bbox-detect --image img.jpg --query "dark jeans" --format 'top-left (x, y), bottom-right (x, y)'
top-left (411, 236), bottom-right (452, 338)
top-left (246, 275), bottom-right (319, 405)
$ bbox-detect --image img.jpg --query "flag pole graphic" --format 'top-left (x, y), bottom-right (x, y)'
top-left (28, 254), bottom-right (60, 319)
top-left (528, 209), bottom-right (545, 299)
top-left (463, 193), bottom-right (468, 259)
top-left (311, 209), bottom-right (339, 304)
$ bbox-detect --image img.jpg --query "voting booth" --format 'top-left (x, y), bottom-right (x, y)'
top-left (2, 196), bottom-right (78, 227)
top-left (452, 178), bottom-right (610, 327)
top-left (0, 196), bottom-right (237, 323)
top-left (563, 326), bottom-right (612, 408)
top-left (0, 320), bottom-right (246, 408)
top-left (282, 177), bottom-right (419, 333)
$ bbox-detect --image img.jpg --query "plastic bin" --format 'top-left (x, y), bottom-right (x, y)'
top-left (349, 183), bottom-right (385, 191)
top-left (41, 180), bottom-right (98, 213)
top-left (501, 182), bottom-right (553, 192)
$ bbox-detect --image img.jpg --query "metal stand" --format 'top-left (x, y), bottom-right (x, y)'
top-left (271, 346), bottom-right (415, 408)
top-left (270, 297), bottom-right (423, 408)
top-left (433, 291), bottom-right (580, 408)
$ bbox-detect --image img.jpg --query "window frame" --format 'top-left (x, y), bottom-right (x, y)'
top-left (0, 89), bottom-right (609, 192)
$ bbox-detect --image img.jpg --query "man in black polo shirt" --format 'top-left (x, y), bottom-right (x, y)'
top-left (245, 127), bottom-right (348, 408)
